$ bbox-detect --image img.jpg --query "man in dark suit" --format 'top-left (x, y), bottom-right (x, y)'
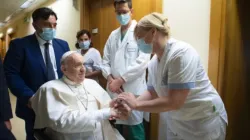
top-left (4, 7), bottom-right (70, 140)
top-left (0, 58), bottom-right (15, 140)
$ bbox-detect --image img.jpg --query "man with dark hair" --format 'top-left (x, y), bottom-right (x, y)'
top-left (0, 58), bottom-right (16, 140)
top-left (102, 0), bottom-right (150, 140)
top-left (4, 7), bottom-right (69, 140)
top-left (32, 7), bottom-right (58, 22)
top-left (114, 0), bottom-right (132, 9)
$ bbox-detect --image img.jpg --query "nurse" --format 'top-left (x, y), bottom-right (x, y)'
top-left (117, 12), bottom-right (228, 140)
top-left (75, 29), bottom-right (102, 83)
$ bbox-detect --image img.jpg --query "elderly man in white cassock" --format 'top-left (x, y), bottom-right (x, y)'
top-left (31, 51), bottom-right (129, 140)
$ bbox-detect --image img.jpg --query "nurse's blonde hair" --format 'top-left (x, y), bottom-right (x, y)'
top-left (134, 12), bottom-right (170, 39)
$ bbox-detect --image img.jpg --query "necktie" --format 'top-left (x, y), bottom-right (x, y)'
top-left (44, 42), bottom-right (55, 81)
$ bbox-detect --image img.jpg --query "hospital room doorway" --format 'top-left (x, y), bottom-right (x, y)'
top-left (0, 37), bottom-right (6, 61)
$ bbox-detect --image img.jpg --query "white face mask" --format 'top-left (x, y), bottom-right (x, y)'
top-left (116, 13), bottom-right (131, 25)
top-left (79, 40), bottom-right (91, 50)
top-left (137, 38), bottom-right (153, 54)
top-left (39, 28), bottom-right (56, 41)
top-left (136, 30), bottom-right (156, 54)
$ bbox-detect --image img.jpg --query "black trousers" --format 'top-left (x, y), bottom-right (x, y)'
top-left (0, 121), bottom-right (15, 140)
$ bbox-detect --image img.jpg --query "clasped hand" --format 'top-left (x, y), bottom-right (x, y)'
top-left (109, 98), bottom-right (131, 120)
top-left (107, 75), bottom-right (124, 94)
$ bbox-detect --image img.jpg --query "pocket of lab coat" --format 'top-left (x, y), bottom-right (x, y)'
top-left (125, 42), bottom-right (138, 59)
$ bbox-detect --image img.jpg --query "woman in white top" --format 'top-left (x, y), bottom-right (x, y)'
top-left (75, 29), bottom-right (102, 83)
top-left (117, 12), bottom-right (228, 140)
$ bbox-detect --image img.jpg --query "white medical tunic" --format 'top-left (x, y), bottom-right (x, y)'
top-left (77, 48), bottom-right (102, 83)
top-left (147, 38), bottom-right (228, 140)
top-left (31, 76), bottom-right (124, 140)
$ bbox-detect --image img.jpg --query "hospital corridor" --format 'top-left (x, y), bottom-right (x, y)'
top-left (0, 0), bottom-right (249, 140)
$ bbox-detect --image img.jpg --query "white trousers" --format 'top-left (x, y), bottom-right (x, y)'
top-left (166, 116), bottom-right (226, 140)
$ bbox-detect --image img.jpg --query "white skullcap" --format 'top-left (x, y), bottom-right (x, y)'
top-left (60, 51), bottom-right (78, 64)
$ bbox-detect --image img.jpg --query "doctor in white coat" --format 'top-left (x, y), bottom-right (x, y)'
top-left (102, 0), bottom-right (150, 140)
top-left (117, 12), bottom-right (228, 140)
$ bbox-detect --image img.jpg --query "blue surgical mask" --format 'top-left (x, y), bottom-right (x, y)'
top-left (116, 13), bottom-right (131, 25)
top-left (79, 40), bottom-right (90, 50)
top-left (137, 39), bottom-right (153, 54)
top-left (39, 28), bottom-right (56, 41)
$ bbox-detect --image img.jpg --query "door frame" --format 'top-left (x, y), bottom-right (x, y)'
top-left (208, 0), bottom-right (227, 98)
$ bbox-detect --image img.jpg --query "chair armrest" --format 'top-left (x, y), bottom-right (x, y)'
top-left (34, 129), bottom-right (52, 140)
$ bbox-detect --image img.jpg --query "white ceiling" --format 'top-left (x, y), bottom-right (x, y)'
top-left (0, 0), bottom-right (48, 28)
top-left (0, 0), bottom-right (27, 22)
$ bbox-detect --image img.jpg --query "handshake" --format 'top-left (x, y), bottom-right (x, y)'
top-left (108, 92), bottom-right (137, 121)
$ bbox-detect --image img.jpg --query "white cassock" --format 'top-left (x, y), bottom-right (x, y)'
top-left (31, 76), bottom-right (124, 140)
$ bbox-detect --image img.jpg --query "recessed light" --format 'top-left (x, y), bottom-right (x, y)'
top-left (5, 16), bottom-right (12, 22)
top-left (0, 22), bottom-right (5, 26)
top-left (0, 33), bottom-right (4, 38)
top-left (7, 28), bottom-right (14, 34)
top-left (20, 0), bottom-right (36, 9)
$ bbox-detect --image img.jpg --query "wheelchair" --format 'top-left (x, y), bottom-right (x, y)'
top-left (34, 129), bottom-right (52, 140)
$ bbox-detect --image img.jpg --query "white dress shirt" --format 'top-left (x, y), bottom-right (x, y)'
top-left (35, 33), bottom-right (58, 79)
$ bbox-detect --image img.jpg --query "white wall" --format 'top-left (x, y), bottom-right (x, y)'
top-left (163, 0), bottom-right (211, 71)
top-left (0, 1), bottom-right (80, 139)
top-left (47, 0), bottom-right (80, 49)
top-left (0, 0), bottom-right (80, 50)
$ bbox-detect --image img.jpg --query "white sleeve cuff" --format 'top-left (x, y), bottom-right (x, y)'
top-left (94, 108), bottom-right (111, 121)
top-left (101, 108), bottom-right (111, 120)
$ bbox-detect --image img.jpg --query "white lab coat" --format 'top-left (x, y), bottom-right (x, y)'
top-left (147, 38), bottom-right (228, 140)
top-left (31, 76), bottom-right (124, 140)
top-left (102, 20), bottom-right (151, 124)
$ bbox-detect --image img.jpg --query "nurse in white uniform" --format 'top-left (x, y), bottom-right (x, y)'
top-left (117, 12), bottom-right (228, 140)
top-left (75, 29), bottom-right (102, 83)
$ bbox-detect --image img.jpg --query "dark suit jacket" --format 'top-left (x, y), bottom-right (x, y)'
top-left (3, 34), bottom-right (70, 120)
top-left (0, 58), bottom-right (15, 139)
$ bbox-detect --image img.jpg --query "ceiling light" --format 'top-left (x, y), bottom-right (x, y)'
top-left (5, 16), bottom-right (12, 22)
top-left (20, 0), bottom-right (36, 9)
top-left (7, 28), bottom-right (14, 34)
top-left (0, 33), bottom-right (4, 38)
top-left (0, 22), bottom-right (5, 27)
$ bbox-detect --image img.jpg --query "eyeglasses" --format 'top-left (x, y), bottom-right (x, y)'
top-left (115, 10), bottom-right (130, 15)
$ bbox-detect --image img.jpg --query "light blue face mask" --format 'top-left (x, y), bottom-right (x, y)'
top-left (116, 13), bottom-right (131, 25)
top-left (137, 38), bottom-right (153, 54)
top-left (39, 28), bottom-right (56, 41)
top-left (79, 40), bottom-right (90, 50)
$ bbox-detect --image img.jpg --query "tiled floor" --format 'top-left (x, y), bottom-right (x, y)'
top-left (9, 93), bottom-right (26, 140)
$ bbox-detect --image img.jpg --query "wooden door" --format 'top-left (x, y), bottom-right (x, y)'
top-left (0, 39), bottom-right (2, 60)
top-left (209, 0), bottom-right (250, 139)
top-left (83, 0), bottom-right (162, 55)
top-left (87, 0), bottom-right (120, 55)
top-left (133, 0), bottom-right (162, 21)
top-left (222, 0), bottom-right (250, 139)
top-left (2, 39), bottom-right (6, 60)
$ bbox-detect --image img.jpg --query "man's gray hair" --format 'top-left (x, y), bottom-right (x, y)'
top-left (60, 51), bottom-right (78, 65)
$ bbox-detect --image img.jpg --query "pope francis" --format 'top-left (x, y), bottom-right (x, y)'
top-left (31, 51), bottom-right (129, 140)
